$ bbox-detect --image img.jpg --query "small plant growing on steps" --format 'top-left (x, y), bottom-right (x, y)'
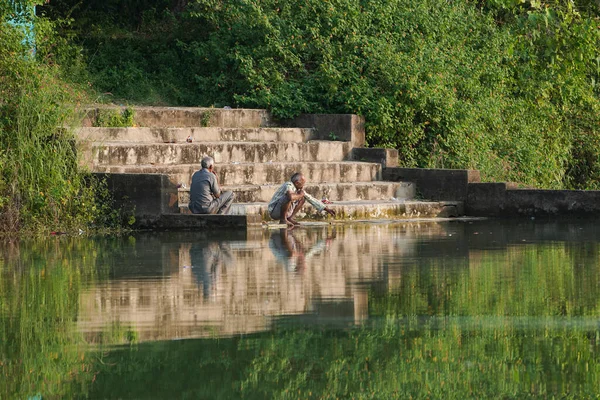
top-left (200, 111), bottom-right (212, 127)
top-left (328, 132), bottom-right (339, 141)
top-left (94, 107), bottom-right (136, 127)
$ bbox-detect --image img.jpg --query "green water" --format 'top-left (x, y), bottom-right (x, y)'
top-left (2, 220), bottom-right (600, 399)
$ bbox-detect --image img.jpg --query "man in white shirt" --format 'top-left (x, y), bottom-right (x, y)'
top-left (268, 172), bottom-right (336, 226)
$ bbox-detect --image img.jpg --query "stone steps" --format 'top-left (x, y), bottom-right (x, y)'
top-left (179, 200), bottom-right (463, 221)
top-left (179, 181), bottom-right (416, 204)
top-left (91, 141), bottom-right (352, 166)
top-left (92, 161), bottom-right (383, 186)
top-left (76, 106), bottom-right (468, 226)
top-left (77, 126), bottom-right (313, 143)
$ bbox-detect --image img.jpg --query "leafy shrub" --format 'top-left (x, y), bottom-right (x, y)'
top-left (45, 0), bottom-right (600, 189)
top-left (93, 107), bottom-right (136, 127)
top-left (0, 5), bottom-right (117, 234)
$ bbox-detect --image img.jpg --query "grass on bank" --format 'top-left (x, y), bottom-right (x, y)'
top-left (0, 13), bottom-right (129, 235)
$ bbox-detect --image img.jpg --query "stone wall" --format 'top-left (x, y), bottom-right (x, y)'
top-left (467, 183), bottom-right (600, 218)
top-left (383, 167), bottom-right (481, 201)
top-left (280, 114), bottom-right (366, 148)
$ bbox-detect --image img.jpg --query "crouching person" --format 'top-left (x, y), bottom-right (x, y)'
top-left (268, 172), bottom-right (336, 227)
top-left (189, 156), bottom-right (235, 215)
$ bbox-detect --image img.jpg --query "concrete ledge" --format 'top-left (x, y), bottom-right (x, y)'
top-left (351, 147), bottom-right (398, 168)
top-left (280, 114), bottom-right (366, 148)
top-left (154, 213), bottom-right (262, 230)
top-left (467, 183), bottom-right (600, 217)
top-left (179, 200), bottom-right (463, 221)
top-left (93, 172), bottom-right (178, 228)
top-left (383, 168), bottom-right (481, 201)
top-left (83, 106), bottom-right (273, 128)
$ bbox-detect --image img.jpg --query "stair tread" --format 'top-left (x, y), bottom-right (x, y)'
top-left (179, 182), bottom-right (408, 191)
top-left (91, 140), bottom-right (342, 146)
top-left (206, 200), bottom-right (459, 206)
top-left (95, 160), bottom-right (382, 167)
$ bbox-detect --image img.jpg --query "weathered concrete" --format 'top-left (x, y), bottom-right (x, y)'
top-left (83, 106), bottom-right (273, 128)
top-left (280, 114), bottom-right (366, 148)
top-left (154, 213), bottom-right (262, 229)
top-left (92, 141), bottom-right (353, 166)
top-left (93, 173), bottom-right (178, 228)
top-left (467, 183), bottom-right (600, 218)
top-left (178, 181), bottom-right (415, 204)
top-left (93, 161), bottom-right (383, 187)
top-left (80, 106), bottom-right (462, 225)
top-left (76, 126), bottom-right (313, 143)
top-left (181, 200), bottom-right (463, 221)
top-left (351, 147), bottom-right (398, 168)
top-left (383, 167), bottom-right (481, 201)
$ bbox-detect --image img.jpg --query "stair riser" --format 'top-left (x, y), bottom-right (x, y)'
top-left (83, 107), bottom-right (272, 128)
top-left (93, 163), bottom-right (382, 186)
top-left (93, 142), bottom-right (352, 165)
top-left (179, 182), bottom-right (415, 204)
top-left (77, 127), bottom-right (312, 143)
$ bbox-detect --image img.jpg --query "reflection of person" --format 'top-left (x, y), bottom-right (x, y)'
top-left (190, 242), bottom-right (233, 298)
top-left (269, 229), bottom-right (335, 272)
top-left (189, 156), bottom-right (235, 215)
top-left (268, 172), bottom-right (336, 227)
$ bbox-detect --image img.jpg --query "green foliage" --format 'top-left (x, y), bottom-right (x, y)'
top-left (200, 110), bottom-right (212, 127)
top-left (93, 107), bottom-right (135, 127)
top-left (45, 0), bottom-right (600, 189)
top-left (0, 14), bottom-right (122, 234)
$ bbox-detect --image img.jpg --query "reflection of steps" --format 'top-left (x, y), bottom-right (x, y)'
top-left (77, 106), bottom-right (463, 224)
top-left (77, 224), bottom-right (451, 343)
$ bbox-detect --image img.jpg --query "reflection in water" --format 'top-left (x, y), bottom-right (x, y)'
top-left (269, 228), bottom-right (336, 272)
top-left (190, 241), bottom-right (234, 298)
top-left (2, 220), bottom-right (600, 398)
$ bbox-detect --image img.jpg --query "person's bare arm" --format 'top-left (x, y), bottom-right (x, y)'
top-left (288, 189), bottom-right (305, 202)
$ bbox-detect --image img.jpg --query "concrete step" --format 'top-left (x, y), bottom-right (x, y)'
top-left (83, 106), bottom-right (273, 128)
top-left (76, 127), bottom-right (314, 143)
top-left (91, 141), bottom-right (352, 166)
top-left (92, 161), bottom-right (383, 186)
top-left (178, 181), bottom-right (416, 204)
top-left (180, 200), bottom-right (463, 221)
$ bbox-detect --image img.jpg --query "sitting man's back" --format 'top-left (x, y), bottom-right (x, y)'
top-left (189, 156), bottom-right (235, 215)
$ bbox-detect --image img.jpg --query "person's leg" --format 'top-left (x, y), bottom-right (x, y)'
top-left (274, 193), bottom-right (295, 227)
top-left (215, 191), bottom-right (235, 215)
top-left (287, 197), bottom-right (305, 225)
top-left (207, 191), bottom-right (235, 215)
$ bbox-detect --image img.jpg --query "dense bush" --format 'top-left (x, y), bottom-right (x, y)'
top-left (43, 0), bottom-right (600, 189)
top-left (0, 2), bottom-right (115, 234)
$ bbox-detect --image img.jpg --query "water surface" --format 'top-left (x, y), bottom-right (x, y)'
top-left (2, 220), bottom-right (600, 398)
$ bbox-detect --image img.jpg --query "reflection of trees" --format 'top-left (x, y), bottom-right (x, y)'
top-left (88, 241), bottom-right (600, 398)
top-left (0, 238), bottom-right (103, 399)
top-left (371, 243), bottom-right (600, 318)
top-left (3, 226), bottom-right (600, 398)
